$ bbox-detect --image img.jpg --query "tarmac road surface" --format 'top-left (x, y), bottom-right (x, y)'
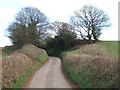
top-left (28, 57), bottom-right (72, 88)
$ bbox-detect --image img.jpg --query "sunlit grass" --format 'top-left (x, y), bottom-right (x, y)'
top-left (98, 41), bottom-right (118, 56)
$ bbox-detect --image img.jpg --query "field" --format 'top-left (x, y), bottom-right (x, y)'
top-left (98, 41), bottom-right (119, 56)
top-left (60, 41), bottom-right (119, 88)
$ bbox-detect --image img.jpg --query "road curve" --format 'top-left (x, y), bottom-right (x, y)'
top-left (28, 57), bottom-right (72, 88)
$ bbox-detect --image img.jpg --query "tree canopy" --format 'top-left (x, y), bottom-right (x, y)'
top-left (46, 21), bottom-right (77, 49)
top-left (8, 7), bottom-right (49, 48)
top-left (71, 5), bottom-right (110, 41)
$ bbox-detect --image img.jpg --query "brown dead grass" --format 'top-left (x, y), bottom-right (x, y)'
top-left (2, 44), bottom-right (48, 88)
top-left (65, 44), bottom-right (118, 87)
top-left (2, 52), bottom-right (33, 88)
top-left (18, 44), bottom-right (47, 61)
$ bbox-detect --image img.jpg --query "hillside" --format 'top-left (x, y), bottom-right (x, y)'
top-left (2, 44), bottom-right (48, 88)
top-left (98, 41), bottom-right (119, 56)
top-left (60, 41), bottom-right (118, 88)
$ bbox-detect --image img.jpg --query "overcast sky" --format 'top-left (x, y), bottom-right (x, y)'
top-left (0, 0), bottom-right (119, 47)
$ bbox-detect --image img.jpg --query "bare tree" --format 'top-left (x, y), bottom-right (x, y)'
top-left (50, 21), bottom-right (63, 35)
top-left (8, 7), bottom-right (49, 48)
top-left (50, 21), bottom-right (75, 35)
top-left (71, 5), bottom-right (110, 41)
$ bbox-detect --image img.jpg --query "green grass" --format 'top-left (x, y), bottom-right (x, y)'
top-left (12, 54), bottom-right (48, 88)
top-left (62, 59), bottom-right (94, 88)
top-left (61, 52), bottom-right (94, 88)
top-left (2, 46), bottom-right (15, 57)
top-left (2, 45), bottom-right (49, 88)
top-left (12, 62), bottom-right (42, 88)
top-left (0, 51), bottom-right (2, 58)
top-left (38, 54), bottom-right (49, 63)
top-left (60, 41), bottom-right (119, 88)
top-left (98, 41), bottom-right (119, 56)
top-left (118, 41), bottom-right (120, 57)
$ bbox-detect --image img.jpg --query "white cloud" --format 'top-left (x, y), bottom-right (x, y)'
top-left (100, 28), bottom-right (118, 41)
top-left (0, 36), bottom-right (12, 47)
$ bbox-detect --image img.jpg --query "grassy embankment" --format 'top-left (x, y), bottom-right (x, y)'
top-left (12, 53), bottom-right (48, 88)
top-left (60, 41), bottom-right (119, 88)
top-left (2, 45), bottom-right (49, 88)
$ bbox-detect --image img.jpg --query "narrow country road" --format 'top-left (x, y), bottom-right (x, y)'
top-left (28, 57), bottom-right (72, 88)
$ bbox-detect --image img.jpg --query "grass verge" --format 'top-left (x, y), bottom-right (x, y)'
top-left (2, 44), bottom-right (49, 88)
top-left (11, 54), bottom-right (48, 88)
top-left (12, 62), bottom-right (48, 88)
top-left (60, 43), bottom-right (118, 88)
top-left (12, 62), bottom-right (41, 88)
top-left (38, 54), bottom-right (49, 63)
top-left (62, 58), bottom-right (94, 88)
